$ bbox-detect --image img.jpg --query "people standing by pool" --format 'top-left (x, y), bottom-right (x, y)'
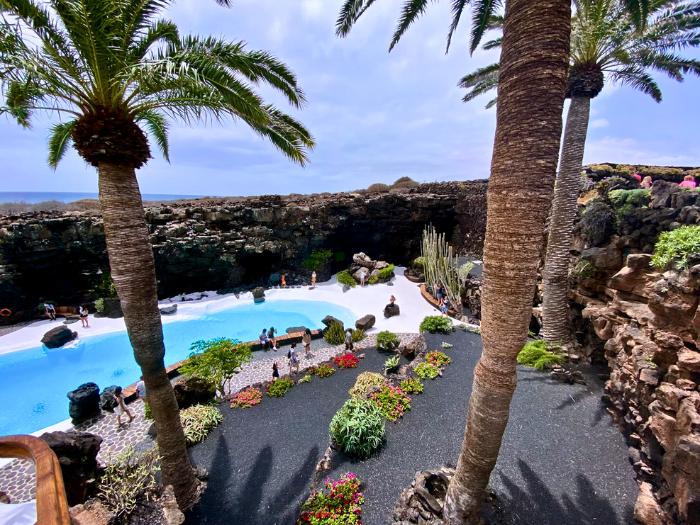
top-left (269, 326), bottom-right (278, 351)
top-left (288, 343), bottom-right (300, 374)
top-left (79, 305), bottom-right (89, 327)
top-left (302, 328), bottom-right (312, 358)
top-left (44, 302), bottom-right (56, 321)
top-left (259, 328), bottom-right (270, 350)
top-left (114, 386), bottom-right (134, 427)
top-left (344, 328), bottom-right (354, 352)
top-left (359, 269), bottom-right (367, 287)
top-left (311, 271), bottom-right (317, 288)
top-left (272, 361), bottom-right (280, 380)
top-left (280, 274), bottom-right (287, 288)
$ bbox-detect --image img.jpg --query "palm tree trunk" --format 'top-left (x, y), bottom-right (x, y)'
top-left (442, 0), bottom-right (571, 522)
top-left (541, 96), bottom-right (591, 346)
top-left (97, 163), bottom-right (198, 510)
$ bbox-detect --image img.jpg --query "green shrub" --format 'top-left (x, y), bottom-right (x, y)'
top-left (94, 272), bottom-right (118, 298)
top-left (367, 182), bottom-right (390, 192)
top-left (572, 259), bottom-right (597, 279)
top-left (94, 297), bottom-right (105, 314)
top-left (384, 355), bottom-right (400, 373)
top-left (349, 372), bottom-right (386, 399)
top-left (376, 264), bottom-right (395, 281)
top-left (367, 274), bottom-right (379, 285)
top-left (517, 340), bottom-right (565, 370)
top-left (303, 249), bottom-right (332, 271)
top-left (376, 330), bottom-right (400, 352)
top-left (329, 398), bottom-right (385, 458)
top-left (180, 404), bottom-right (223, 445)
top-left (336, 270), bottom-right (357, 288)
top-left (651, 226), bottom-right (700, 270)
top-left (324, 322), bottom-right (346, 345)
top-left (400, 377), bottom-right (424, 394)
top-left (419, 316), bottom-right (453, 334)
top-left (314, 363), bottom-right (336, 378)
top-left (97, 446), bottom-right (159, 520)
top-left (267, 377), bottom-right (295, 398)
top-left (143, 401), bottom-right (153, 420)
top-left (179, 338), bottom-right (252, 398)
top-left (412, 256), bottom-right (426, 269)
top-left (352, 329), bottom-right (366, 342)
top-left (392, 176), bottom-right (419, 188)
top-left (608, 188), bottom-right (651, 219)
top-left (580, 199), bottom-right (616, 247)
top-left (414, 362), bottom-right (440, 380)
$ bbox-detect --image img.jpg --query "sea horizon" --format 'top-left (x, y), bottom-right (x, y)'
top-left (0, 191), bottom-right (204, 204)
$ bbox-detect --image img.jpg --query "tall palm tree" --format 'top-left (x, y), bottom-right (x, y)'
top-left (461, 0), bottom-right (700, 347)
top-left (0, 0), bottom-right (313, 509)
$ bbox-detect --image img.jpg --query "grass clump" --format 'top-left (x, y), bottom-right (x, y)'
top-left (651, 225), bottom-right (700, 270)
top-left (314, 363), bottom-right (336, 378)
top-left (517, 340), bottom-right (565, 371)
top-left (329, 398), bottom-right (385, 458)
top-left (336, 269), bottom-right (357, 288)
top-left (400, 377), bottom-right (424, 394)
top-left (376, 330), bottom-right (400, 352)
top-left (420, 316), bottom-right (453, 334)
top-left (324, 322), bottom-right (345, 345)
top-left (267, 377), bottom-right (295, 398)
top-left (352, 329), bottom-right (366, 342)
top-left (349, 372), bottom-right (386, 399)
top-left (180, 404), bottom-right (223, 445)
top-left (97, 446), bottom-right (159, 521)
top-left (414, 362), bottom-right (440, 380)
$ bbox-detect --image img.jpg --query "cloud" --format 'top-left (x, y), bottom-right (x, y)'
top-left (589, 118), bottom-right (609, 129)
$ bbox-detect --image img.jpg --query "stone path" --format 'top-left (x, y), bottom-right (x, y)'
top-left (0, 333), bottom-right (409, 503)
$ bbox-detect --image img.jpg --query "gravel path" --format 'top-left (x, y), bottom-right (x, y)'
top-left (186, 331), bottom-right (638, 525)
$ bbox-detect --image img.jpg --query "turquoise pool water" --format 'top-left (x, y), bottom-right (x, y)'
top-left (0, 300), bottom-right (354, 436)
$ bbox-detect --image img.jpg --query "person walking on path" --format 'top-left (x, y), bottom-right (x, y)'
top-left (359, 269), bottom-right (367, 287)
top-left (272, 362), bottom-right (280, 380)
top-left (344, 328), bottom-right (354, 352)
top-left (302, 328), bottom-right (312, 358)
top-left (44, 303), bottom-right (56, 321)
top-left (114, 386), bottom-right (134, 427)
top-left (311, 271), bottom-right (317, 288)
top-left (288, 343), bottom-right (300, 374)
top-left (79, 305), bottom-right (89, 328)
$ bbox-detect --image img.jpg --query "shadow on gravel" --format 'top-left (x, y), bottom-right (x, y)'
top-left (493, 459), bottom-right (635, 525)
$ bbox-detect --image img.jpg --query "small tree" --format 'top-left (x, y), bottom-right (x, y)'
top-left (180, 339), bottom-right (252, 398)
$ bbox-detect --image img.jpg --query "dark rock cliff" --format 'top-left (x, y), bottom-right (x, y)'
top-left (0, 181), bottom-right (487, 316)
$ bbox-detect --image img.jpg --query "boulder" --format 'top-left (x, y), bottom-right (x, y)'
top-left (401, 336), bottom-right (426, 360)
top-left (41, 325), bottom-right (78, 348)
top-left (67, 383), bottom-right (101, 425)
top-left (159, 304), bottom-right (178, 315)
top-left (322, 315), bottom-right (344, 330)
top-left (352, 252), bottom-right (375, 269)
top-left (355, 314), bottom-right (376, 331)
top-left (286, 326), bottom-right (307, 334)
top-left (99, 385), bottom-right (119, 413)
top-left (384, 303), bottom-right (400, 318)
top-left (173, 376), bottom-right (216, 409)
top-left (40, 431), bottom-right (102, 506)
top-left (100, 297), bottom-right (123, 318)
top-left (252, 286), bottom-right (265, 303)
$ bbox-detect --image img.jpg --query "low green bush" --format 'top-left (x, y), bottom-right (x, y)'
top-left (400, 377), bottom-right (424, 394)
top-left (180, 404), bottom-right (223, 445)
top-left (303, 249), bottom-right (332, 271)
top-left (336, 270), bottom-right (357, 288)
top-left (314, 363), bottom-right (336, 378)
top-left (651, 225), bottom-right (700, 270)
top-left (376, 331), bottom-right (400, 352)
top-left (97, 446), bottom-right (159, 520)
top-left (412, 256), bottom-right (425, 269)
top-left (349, 372), bottom-right (386, 399)
top-left (367, 182), bottom-right (390, 192)
top-left (376, 264), bottom-right (395, 281)
top-left (267, 377), bottom-right (295, 398)
top-left (352, 329), bottom-right (366, 342)
top-left (94, 297), bottom-right (105, 313)
top-left (384, 355), bottom-right (400, 374)
top-left (329, 398), bottom-right (385, 458)
top-left (517, 340), bottom-right (565, 371)
top-left (608, 188), bottom-right (651, 219)
top-left (419, 316), bottom-right (453, 334)
top-left (368, 274), bottom-right (379, 285)
top-left (414, 362), bottom-right (440, 380)
top-left (324, 322), bottom-right (346, 345)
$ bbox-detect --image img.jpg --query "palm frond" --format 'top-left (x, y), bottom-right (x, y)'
top-left (445, 0), bottom-right (469, 53)
top-left (336, 0), bottom-right (376, 37)
top-left (609, 64), bottom-right (662, 100)
top-left (459, 62), bottom-right (499, 106)
top-left (470, 0), bottom-right (502, 53)
top-left (389, 0), bottom-right (431, 51)
top-left (47, 119), bottom-right (77, 167)
top-left (136, 109), bottom-right (169, 161)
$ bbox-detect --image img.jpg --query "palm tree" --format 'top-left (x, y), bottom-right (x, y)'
top-left (0, 0), bottom-right (313, 509)
top-left (461, 0), bottom-right (700, 347)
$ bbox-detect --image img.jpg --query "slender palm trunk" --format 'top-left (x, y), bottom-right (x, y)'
top-left (442, 0), bottom-right (571, 522)
top-left (97, 163), bottom-right (198, 509)
top-left (541, 96), bottom-right (591, 346)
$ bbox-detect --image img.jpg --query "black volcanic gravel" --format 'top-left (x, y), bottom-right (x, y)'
top-left (186, 331), bottom-right (637, 525)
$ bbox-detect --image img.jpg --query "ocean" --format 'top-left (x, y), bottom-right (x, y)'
top-left (0, 191), bottom-right (202, 204)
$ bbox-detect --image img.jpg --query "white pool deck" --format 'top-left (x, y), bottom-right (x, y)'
top-left (0, 267), bottom-right (443, 356)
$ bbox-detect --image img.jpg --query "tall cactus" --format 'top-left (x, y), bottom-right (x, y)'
top-left (420, 225), bottom-right (468, 316)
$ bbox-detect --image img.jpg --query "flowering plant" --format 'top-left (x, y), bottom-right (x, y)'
top-left (414, 362), bottom-right (440, 380)
top-left (334, 352), bottom-right (359, 369)
top-left (297, 473), bottom-right (364, 525)
top-left (426, 351), bottom-right (451, 368)
top-left (230, 387), bottom-right (262, 409)
top-left (370, 385), bottom-right (411, 422)
top-left (399, 377), bottom-right (424, 394)
top-left (314, 363), bottom-right (336, 378)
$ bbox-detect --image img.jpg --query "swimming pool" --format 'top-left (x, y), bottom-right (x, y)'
top-left (0, 299), bottom-right (354, 436)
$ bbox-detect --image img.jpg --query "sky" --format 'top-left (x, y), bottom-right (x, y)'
top-left (1, 0), bottom-right (699, 197)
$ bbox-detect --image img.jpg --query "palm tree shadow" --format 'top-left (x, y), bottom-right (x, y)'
top-left (490, 459), bottom-right (635, 525)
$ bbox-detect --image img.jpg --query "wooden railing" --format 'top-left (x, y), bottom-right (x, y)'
top-left (0, 435), bottom-right (70, 525)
